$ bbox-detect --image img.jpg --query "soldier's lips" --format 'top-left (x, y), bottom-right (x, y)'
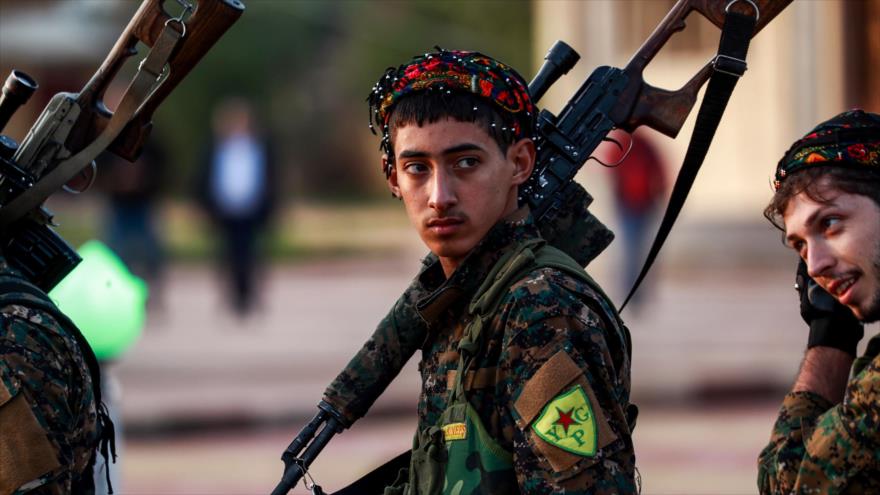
top-left (829, 274), bottom-right (858, 306)
top-left (426, 217), bottom-right (464, 235)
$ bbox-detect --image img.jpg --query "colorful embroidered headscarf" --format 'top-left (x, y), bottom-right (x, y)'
top-left (367, 47), bottom-right (535, 176)
top-left (773, 109), bottom-right (880, 191)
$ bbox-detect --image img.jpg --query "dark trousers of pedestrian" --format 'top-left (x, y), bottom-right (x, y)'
top-left (219, 217), bottom-right (260, 316)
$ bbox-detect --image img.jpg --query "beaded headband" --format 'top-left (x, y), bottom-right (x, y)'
top-left (774, 109), bottom-right (880, 191)
top-left (367, 47), bottom-right (535, 176)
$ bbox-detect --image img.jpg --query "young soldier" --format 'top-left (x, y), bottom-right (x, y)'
top-left (358, 48), bottom-right (636, 494)
top-left (757, 109), bottom-right (880, 494)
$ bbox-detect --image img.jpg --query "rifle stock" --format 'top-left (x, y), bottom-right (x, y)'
top-left (72, 0), bottom-right (245, 161)
top-left (0, 0), bottom-right (243, 289)
top-left (612, 0), bottom-right (793, 136)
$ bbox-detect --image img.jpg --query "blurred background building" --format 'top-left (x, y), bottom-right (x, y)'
top-left (1, 0), bottom-right (878, 493)
top-left (536, 0), bottom-right (879, 267)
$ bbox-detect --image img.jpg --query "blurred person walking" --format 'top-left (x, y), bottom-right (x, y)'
top-left (196, 97), bottom-right (276, 317)
top-left (757, 110), bottom-right (880, 494)
top-left (608, 130), bottom-right (667, 310)
top-left (96, 140), bottom-right (167, 310)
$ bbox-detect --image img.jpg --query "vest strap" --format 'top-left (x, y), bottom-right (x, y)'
top-left (445, 367), bottom-right (498, 391)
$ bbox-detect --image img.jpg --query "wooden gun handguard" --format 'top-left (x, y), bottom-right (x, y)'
top-left (69, 0), bottom-right (244, 161)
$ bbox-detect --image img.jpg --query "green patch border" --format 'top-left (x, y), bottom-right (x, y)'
top-left (531, 384), bottom-right (597, 457)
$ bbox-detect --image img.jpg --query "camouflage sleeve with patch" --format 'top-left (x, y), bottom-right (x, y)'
top-left (757, 354), bottom-right (880, 494)
top-left (497, 269), bottom-right (636, 495)
top-left (0, 302), bottom-right (97, 494)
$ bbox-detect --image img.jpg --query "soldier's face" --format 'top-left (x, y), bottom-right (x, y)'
top-left (386, 118), bottom-right (534, 276)
top-left (783, 179), bottom-right (880, 322)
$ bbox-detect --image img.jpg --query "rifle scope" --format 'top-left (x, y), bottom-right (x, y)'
top-left (0, 70), bottom-right (38, 134)
top-left (528, 40), bottom-right (580, 104)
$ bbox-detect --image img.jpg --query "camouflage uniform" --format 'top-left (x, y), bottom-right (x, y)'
top-left (324, 182), bottom-right (615, 426)
top-left (757, 333), bottom-right (880, 494)
top-left (380, 208), bottom-right (636, 494)
top-left (0, 255), bottom-right (98, 494)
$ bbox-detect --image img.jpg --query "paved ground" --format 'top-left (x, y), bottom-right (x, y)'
top-left (105, 243), bottom-right (878, 494)
top-left (118, 400), bottom-right (784, 495)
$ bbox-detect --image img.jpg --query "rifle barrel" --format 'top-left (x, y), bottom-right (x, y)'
top-left (0, 71), bottom-right (38, 133)
top-left (528, 41), bottom-right (580, 104)
top-left (272, 415), bottom-right (342, 495)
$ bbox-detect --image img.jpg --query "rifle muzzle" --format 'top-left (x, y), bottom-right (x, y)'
top-left (0, 70), bottom-right (38, 133)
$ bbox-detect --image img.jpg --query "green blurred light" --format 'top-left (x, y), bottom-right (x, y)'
top-left (49, 240), bottom-right (148, 360)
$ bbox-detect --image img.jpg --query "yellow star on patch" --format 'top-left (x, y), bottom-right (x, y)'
top-left (532, 385), bottom-right (597, 456)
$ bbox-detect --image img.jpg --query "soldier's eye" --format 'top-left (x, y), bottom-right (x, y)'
top-left (455, 157), bottom-right (479, 169)
top-left (821, 216), bottom-right (841, 231)
top-left (404, 162), bottom-right (428, 174)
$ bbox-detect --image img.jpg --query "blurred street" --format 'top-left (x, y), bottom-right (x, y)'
top-left (110, 247), bottom-right (879, 495)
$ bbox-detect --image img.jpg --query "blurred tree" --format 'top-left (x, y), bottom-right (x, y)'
top-left (151, 0), bottom-right (531, 200)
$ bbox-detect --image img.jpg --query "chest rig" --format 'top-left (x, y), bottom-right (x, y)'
top-left (401, 238), bottom-right (633, 495)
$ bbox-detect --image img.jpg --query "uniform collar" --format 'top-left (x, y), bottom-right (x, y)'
top-left (415, 207), bottom-right (539, 323)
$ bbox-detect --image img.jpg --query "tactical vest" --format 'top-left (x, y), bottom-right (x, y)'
top-left (0, 275), bottom-right (116, 494)
top-left (400, 238), bottom-right (634, 495)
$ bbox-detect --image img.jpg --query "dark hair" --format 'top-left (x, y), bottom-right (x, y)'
top-left (764, 166), bottom-right (880, 230)
top-left (386, 90), bottom-right (520, 163)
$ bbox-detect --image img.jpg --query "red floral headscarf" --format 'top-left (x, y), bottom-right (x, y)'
top-left (367, 47), bottom-right (535, 175)
top-left (774, 109), bottom-right (880, 190)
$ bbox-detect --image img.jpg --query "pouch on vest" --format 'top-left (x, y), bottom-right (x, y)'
top-left (405, 390), bottom-right (517, 495)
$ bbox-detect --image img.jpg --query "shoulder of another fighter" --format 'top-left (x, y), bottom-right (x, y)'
top-left (1, 286), bottom-right (87, 375)
top-left (1, 285), bottom-right (97, 493)
top-left (0, 272), bottom-right (96, 421)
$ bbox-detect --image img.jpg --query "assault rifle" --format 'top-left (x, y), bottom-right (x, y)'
top-left (272, 0), bottom-right (792, 493)
top-left (0, 0), bottom-right (244, 291)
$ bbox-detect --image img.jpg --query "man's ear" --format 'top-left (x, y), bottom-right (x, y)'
top-left (383, 155), bottom-right (401, 198)
top-left (509, 137), bottom-right (536, 185)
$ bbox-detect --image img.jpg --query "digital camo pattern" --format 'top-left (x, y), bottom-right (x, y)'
top-left (407, 211), bottom-right (635, 494)
top-left (535, 181), bottom-right (614, 269)
top-left (322, 279), bottom-right (429, 426)
top-left (322, 182), bottom-right (613, 425)
top-left (758, 338), bottom-right (880, 494)
top-left (0, 257), bottom-right (98, 494)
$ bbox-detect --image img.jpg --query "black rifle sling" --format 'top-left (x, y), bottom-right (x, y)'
top-left (0, 275), bottom-right (117, 493)
top-left (620, 9), bottom-right (757, 311)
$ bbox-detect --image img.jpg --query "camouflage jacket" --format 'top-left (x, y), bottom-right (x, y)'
top-left (0, 255), bottom-right (98, 494)
top-left (407, 209), bottom-right (635, 494)
top-left (323, 182), bottom-right (615, 426)
top-left (757, 333), bottom-right (880, 494)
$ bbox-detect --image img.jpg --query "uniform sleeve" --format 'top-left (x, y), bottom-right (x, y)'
top-left (757, 356), bottom-right (880, 494)
top-left (0, 307), bottom-right (95, 494)
top-left (498, 276), bottom-right (636, 495)
top-left (322, 278), bottom-right (430, 425)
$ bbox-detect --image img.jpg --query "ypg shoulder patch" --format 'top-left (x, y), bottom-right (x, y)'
top-left (532, 385), bottom-right (597, 457)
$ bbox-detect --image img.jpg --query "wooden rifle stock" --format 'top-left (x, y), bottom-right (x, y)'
top-left (68, 0), bottom-right (244, 162)
top-left (610, 0), bottom-right (792, 137)
top-left (0, 0), bottom-right (243, 286)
